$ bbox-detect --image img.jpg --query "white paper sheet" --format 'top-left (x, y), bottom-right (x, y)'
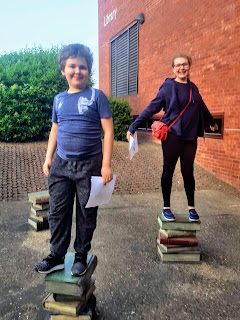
top-left (129, 132), bottom-right (138, 160)
top-left (85, 174), bottom-right (117, 208)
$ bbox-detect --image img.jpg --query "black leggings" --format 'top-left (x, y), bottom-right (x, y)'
top-left (161, 133), bottom-right (197, 207)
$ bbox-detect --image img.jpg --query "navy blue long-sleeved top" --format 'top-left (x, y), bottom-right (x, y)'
top-left (129, 78), bottom-right (215, 140)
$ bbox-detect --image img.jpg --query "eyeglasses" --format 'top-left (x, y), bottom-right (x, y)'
top-left (174, 63), bottom-right (190, 69)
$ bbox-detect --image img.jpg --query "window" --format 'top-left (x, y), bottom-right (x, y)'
top-left (111, 22), bottom-right (138, 98)
top-left (132, 116), bottom-right (159, 131)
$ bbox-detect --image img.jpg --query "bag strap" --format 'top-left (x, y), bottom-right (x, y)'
top-left (167, 88), bottom-right (192, 131)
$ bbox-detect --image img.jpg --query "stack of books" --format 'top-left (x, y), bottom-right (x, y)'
top-left (27, 190), bottom-right (49, 231)
top-left (157, 213), bottom-right (201, 263)
top-left (43, 252), bottom-right (98, 320)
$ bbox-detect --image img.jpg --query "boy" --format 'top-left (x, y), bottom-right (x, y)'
top-left (34, 44), bottom-right (114, 276)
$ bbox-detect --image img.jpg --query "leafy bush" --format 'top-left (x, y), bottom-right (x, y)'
top-left (0, 45), bottom-right (94, 142)
top-left (108, 96), bottom-right (132, 141)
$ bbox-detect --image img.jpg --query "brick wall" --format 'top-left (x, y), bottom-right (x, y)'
top-left (98, 0), bottom-right (240, 189)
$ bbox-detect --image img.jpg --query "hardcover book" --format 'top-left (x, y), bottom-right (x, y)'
top-left (28, 190), bottom-right (49, 205)
top-left (31, 202), bottom-right (49, 210)
top-left (28, 216), bottom-right (49, 231)
top-left (30, 212), bottom-right (48, 222)
top-left (31, 206), bottom-right (49, 216)
top-left (53, 277), bottom-right (95, 302)
top-left (49, 315), bottom-right (91, 320)
top-left (159, 228), bottom-right (196, 238)
top-left (45, 252), bottom-right (97, 296)
top-left (158, 229), bottom-right (198, 246)
top-left (44, 294), bottom-right (96, 320)
top-left (43, 280), bottom-right (96, 316)
top-left (157, 238), bottom-right (199, 253)
top-left (157, 214), bottom-right (201, 231)
top-left (157, 243), bottom-right (200, 263)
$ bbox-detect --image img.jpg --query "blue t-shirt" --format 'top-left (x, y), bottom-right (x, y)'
top-left (52, 86), bottom-right (112, 161)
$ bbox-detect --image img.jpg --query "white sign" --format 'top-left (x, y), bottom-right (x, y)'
top-left (104, 8), bottom-right (117, 27)
top-left (85, 175), bottom-right (117, 208)
top-left (129, 132), bottom-right (138, 160)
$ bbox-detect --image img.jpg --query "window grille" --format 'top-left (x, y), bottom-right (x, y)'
top-left (111, 22), bottom-right (138, 98)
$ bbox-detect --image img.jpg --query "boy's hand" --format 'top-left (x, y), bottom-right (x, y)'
top-left (101, 166), bottom-right (113, 185)
top-left (43, 158), bottom-right (52, 176)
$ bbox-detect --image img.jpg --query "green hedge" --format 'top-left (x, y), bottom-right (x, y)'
top-left (108, 96), bottom-right (132, 141)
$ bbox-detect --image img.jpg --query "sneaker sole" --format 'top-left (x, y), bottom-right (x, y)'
top-left (35, 263), bottom-right (65, 274)
top-left (162, 212), bottom-right (175, 222)
top-left (189, 218), bottom-right (199, 222)
top-left (71, 269), bottom-right (87, 277)
top-left (162, 214), bottom-right (175, 221)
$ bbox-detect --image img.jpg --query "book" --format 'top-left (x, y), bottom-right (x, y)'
top-left (45, 252), bottom-right (97, 296)
top-left (158, 229), bottom-right (198, 246)
top-left (31, 202), bottom-right (49, 210)
top-left (28, 190), bottom-right (49, 205)
top-left (30, 212), bottom-right (48, 222)
top-left (157, 238), bottom-right (199, 253)
top-left (49, 315), bottom-right (91, 320)
top-left (157, 213), bottom-right (201, 231)
top-left (28, 216), bottom-right (49, 231)
top-left (157, 243), bottom-right (201, 263)
top-left (42, 280), bottom-right (96, 316)
top-left (44, 295), bottom-right (96, 320)
top-left (31, 206), bottom-right (49, 216)
top-left (159, 228), bottom-right (196, 238)
top-left (53, 277), bottom-right (96, 302)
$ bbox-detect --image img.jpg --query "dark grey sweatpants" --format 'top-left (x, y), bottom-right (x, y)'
top-left (48, 153), bottom-right (102, 258)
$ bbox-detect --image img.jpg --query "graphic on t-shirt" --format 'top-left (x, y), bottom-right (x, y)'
top-left (56, 97), bottom-right (63, 110)
top-left (77, 88), bottom-right (95, 115)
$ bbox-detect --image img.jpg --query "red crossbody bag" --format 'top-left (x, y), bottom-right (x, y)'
top-left (151, 88), bottom-right (192, 141)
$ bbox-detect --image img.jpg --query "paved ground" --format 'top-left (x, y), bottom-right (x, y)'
top-left (0, 133), bottom-right (240, 320)
top-left (0, 131), bottom-right (239, 201)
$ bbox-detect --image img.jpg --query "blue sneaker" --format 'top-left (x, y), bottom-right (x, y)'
top-left (162, 209), bottom-right (175, 221)
top-left (189, 209), bottom-right (199, 222)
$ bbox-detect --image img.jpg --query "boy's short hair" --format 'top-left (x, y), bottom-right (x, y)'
top-left (58, 44), bottom-right (93, 73)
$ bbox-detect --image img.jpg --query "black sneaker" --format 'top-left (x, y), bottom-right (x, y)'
top-left (71, 253), bottom-right (88, 277)
top-left (34, 254), bottom-right (65, 274)
top-left (189, 209), bottom-right (199, 222)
